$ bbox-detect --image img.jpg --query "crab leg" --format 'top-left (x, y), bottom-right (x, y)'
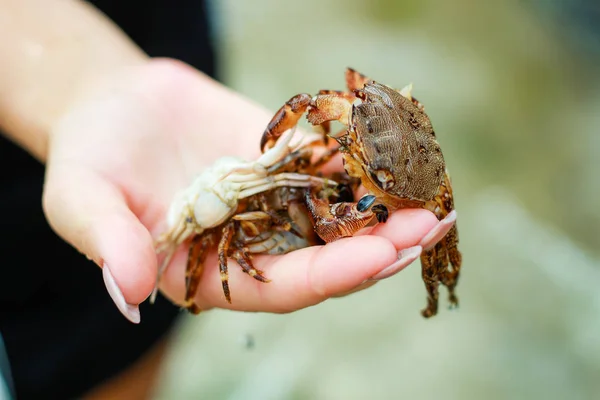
top-left (232, 211), bottom-right (271, 221)
top-left (234, 209), bottom-right (306, 252)
top-left (261, 93), bottom-right (312, 151)
top-left (421, 171), bottom-right (462, 317)
top-left (258, 210), bottom-right (303, 238)
top-left (237, 173), bottom-right (335, 199)
top-left (154, 202), bottom-right (197, 250)
top-left (266, 139), bottom-right (341, 177)
top-left (149, 246), bottom-right (176, 304)
top-left (420, 242), bottom-right (442, 318)
top-left (255, 230), bottom-right (311, 254)
top-left (440, 223), bottom-right (461, 307)
top-left (232, 247), bottom-right (269, 283)
top-left (233, 210), bottom-right (301, 239)
top-left (345, 67), bottom-right (373, 91)
top-left (225, 127), bottom-right (298, 180)
top-left (298, 68), bottom-right (367, 131)
top-left (260, 84), bottom-right (360, 155)
top-left (255, 127), bottom-right (298, 168)
top-left (151, 204), bottom-right (197, 304)
top-left (310, 90), bottom-right (355, 136)
top-left (286, 201), bottom-right (322, 246)
top-left (239, 181), bottom-right (311, 199)
top-left (266, 147), bottom-right (313, 174)
top-left (184, 232), bottom-right (214, 314)
top-left (429, 172), bottom-right (462, 307)
top-left (306, 93), bottom-right (354, 128)
top-left (218, 221), bottom-right (235, 303)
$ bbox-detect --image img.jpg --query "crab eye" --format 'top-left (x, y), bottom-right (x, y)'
top-left (357, 195), bottom-right (376, 212)
top-left (370, 169), bottom-right (395, 191)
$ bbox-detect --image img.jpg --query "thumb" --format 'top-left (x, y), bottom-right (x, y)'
top-left (42, 162), bottom-right (157, 323)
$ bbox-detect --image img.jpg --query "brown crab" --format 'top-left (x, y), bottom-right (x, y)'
top-left (260, 68), bottom-right (462, 318)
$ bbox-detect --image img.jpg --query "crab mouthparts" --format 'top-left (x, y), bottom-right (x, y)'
top-left (357, 194), bottom-right (377, 212)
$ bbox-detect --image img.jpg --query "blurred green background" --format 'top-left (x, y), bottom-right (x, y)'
top-left (153, 1), bottom-right (600, 399)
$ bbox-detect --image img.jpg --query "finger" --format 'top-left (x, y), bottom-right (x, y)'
top-left (43, 162), bottom-right (157, 323)
top-left (163, 235), bottom-right (399, 313)
top-left (419, 210), bottom-right (457, 250)
top-left (328, 244), bottom-right (424, 298)
top-left (331, 279), bottom-right (378, 298)
top-left (362, 208), bottom-right (440, 249)
top-left (161, 208), bottom-right (436, 313)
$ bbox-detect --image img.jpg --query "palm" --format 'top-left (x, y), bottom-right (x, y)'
top-left (44, 61), bottom-right (439, 316)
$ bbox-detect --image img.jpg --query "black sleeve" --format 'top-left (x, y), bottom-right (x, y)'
top-left (0, 1), bottom-right (218, 399)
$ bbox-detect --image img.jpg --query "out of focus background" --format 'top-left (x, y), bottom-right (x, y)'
top-left (154, 1), bottom-right (600, 399)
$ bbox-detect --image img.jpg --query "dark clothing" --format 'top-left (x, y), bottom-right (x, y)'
top-left (0, 1), bottom-right (218, 399)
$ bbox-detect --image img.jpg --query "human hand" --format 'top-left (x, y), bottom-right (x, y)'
top-left (42, 59), bottom-right (452, 323)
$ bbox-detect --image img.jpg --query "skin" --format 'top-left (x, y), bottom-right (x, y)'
top-left (0, 0), bottom-right (443, 397)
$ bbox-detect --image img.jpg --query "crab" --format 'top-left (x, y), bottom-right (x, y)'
top-left (259, 68), bottom-right (462, 318)
top-left (152, 124), bottom-right (375, 312)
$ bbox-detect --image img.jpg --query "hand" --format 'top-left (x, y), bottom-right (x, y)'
top-left (42, 59), bottom-right (448, 323)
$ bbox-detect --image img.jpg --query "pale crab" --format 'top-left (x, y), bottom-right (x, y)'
top-left (259, 68), bottom-right (462, 318)
top-left (152, 124), bottom-right (375, 312)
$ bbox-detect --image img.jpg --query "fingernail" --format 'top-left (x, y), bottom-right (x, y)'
top-left (419, 210), bottom-right (457, 250)
top-left (370, 245), bottom-right (422, 281)
top-left (102, 263), bottom-right (141, 324)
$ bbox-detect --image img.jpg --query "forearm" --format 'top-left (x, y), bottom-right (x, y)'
top-left (0, 0), bottom-right (148, 162)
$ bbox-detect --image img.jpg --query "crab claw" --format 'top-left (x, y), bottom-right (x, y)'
top-left (261, 93), bottom-right (312, 152)
top-left (304, 191), bottom-right (376, 243)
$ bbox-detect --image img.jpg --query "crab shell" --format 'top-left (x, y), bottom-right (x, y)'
top-left (165, 156), bottom-right (247, 236)
top-left (342, 82), bottom-right (445, 209)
